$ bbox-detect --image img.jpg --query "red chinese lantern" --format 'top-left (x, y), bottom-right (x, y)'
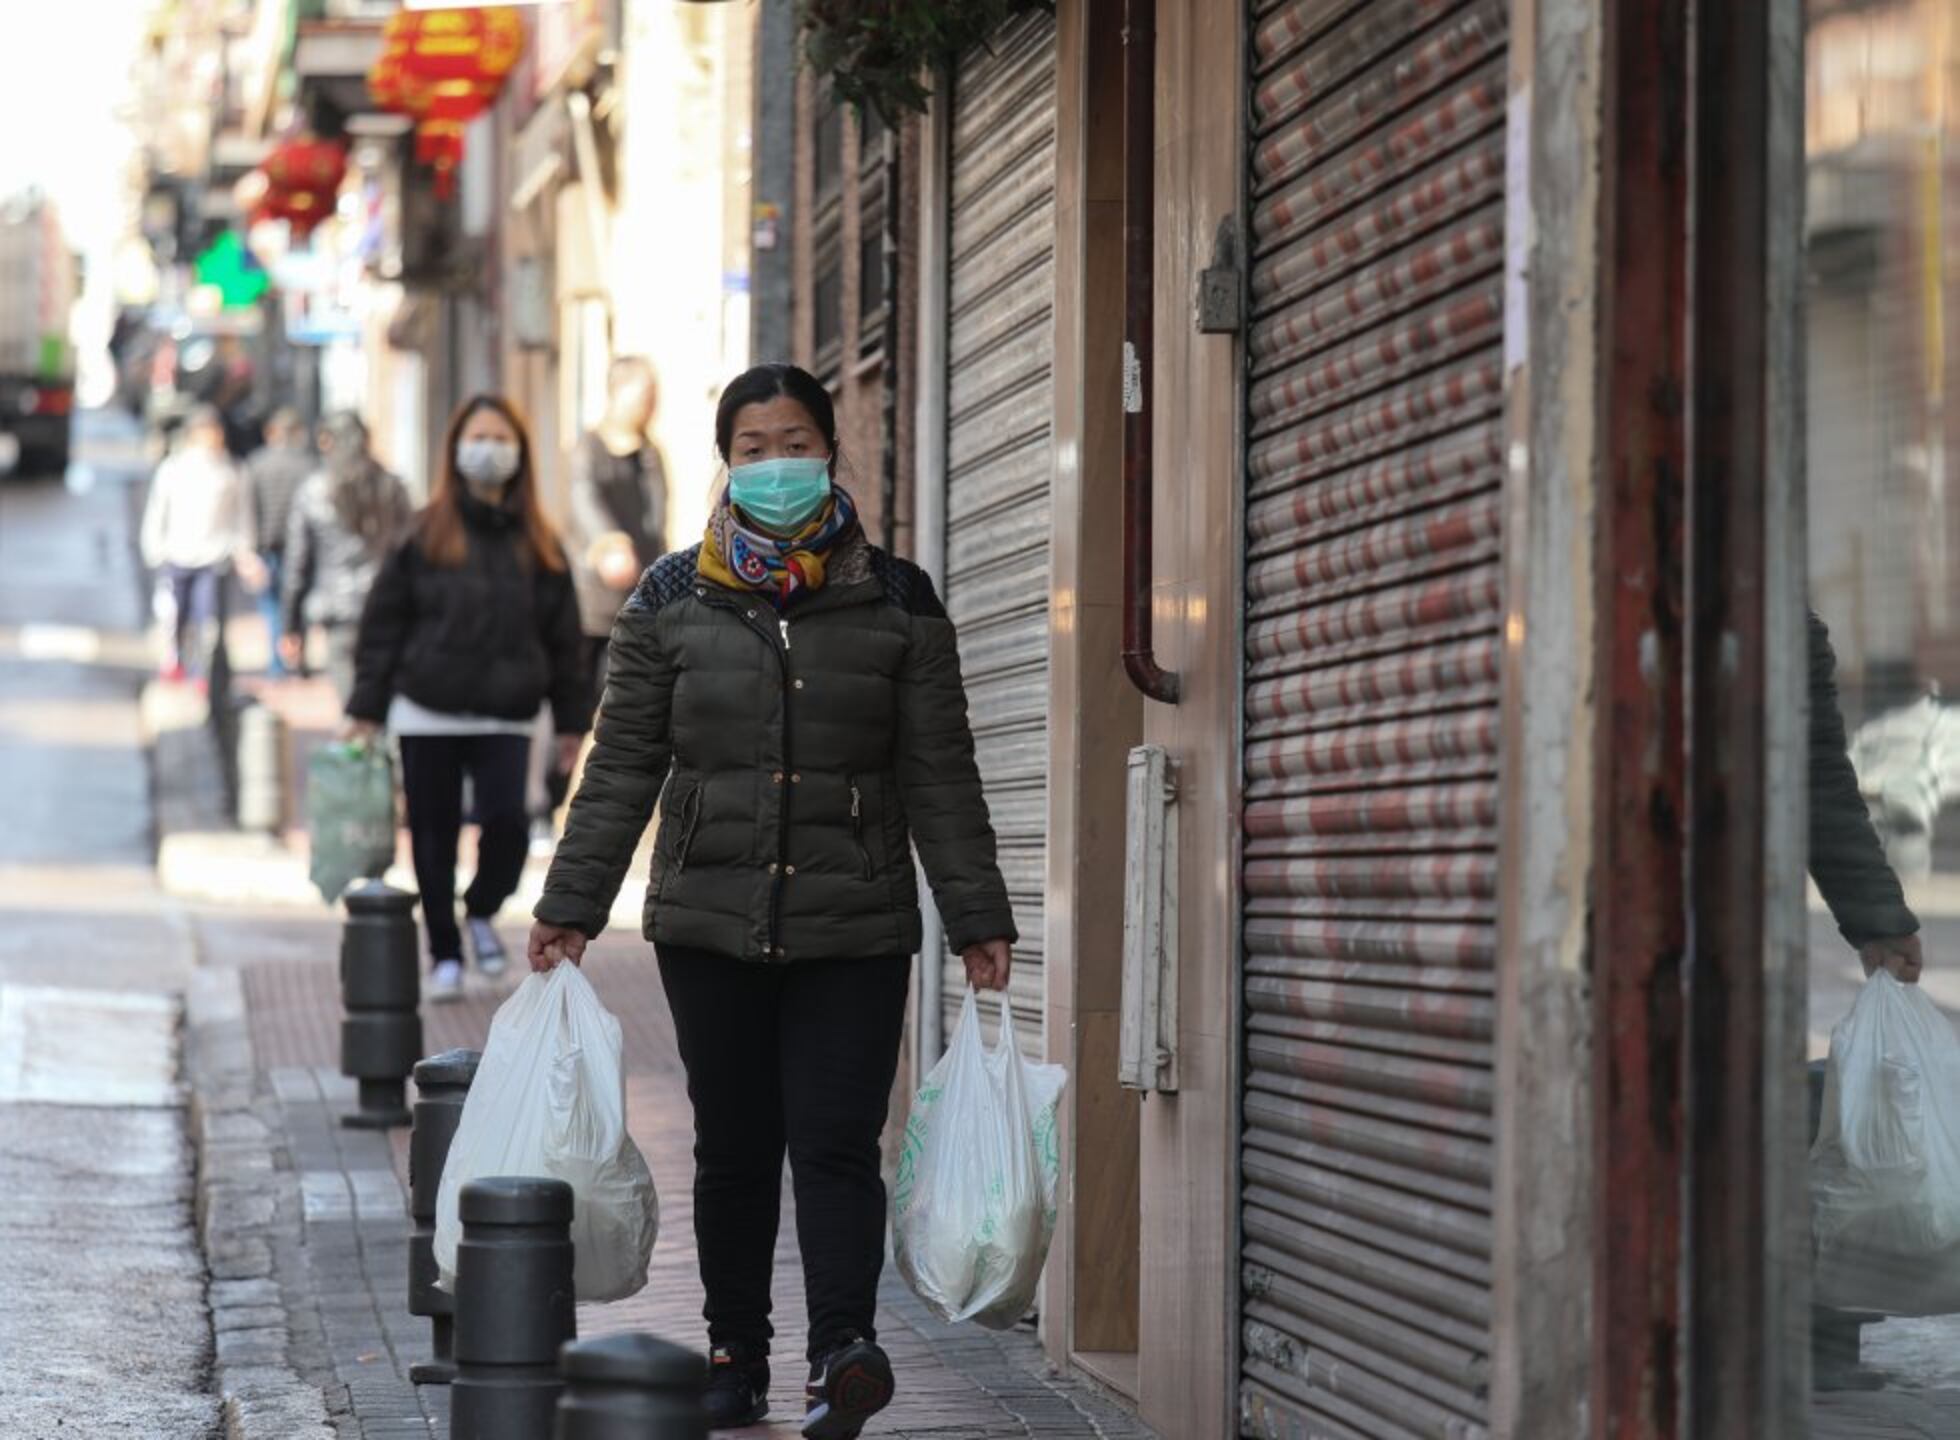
top-left (367, 7), bottom-right (524, 199)
top-left (251, 133), bottom-right (349, 239)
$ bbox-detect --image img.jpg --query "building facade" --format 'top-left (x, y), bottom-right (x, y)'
top-left (895, 0), bottom-right (1837, 1436)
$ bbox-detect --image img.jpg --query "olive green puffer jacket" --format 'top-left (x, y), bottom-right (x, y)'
top-left (534, 536), bottom-right (1018, 963)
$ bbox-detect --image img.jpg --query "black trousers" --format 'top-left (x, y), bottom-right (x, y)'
top-left (657, 945), bottom-right (911, 1362)
top-left (398, 733), bottom-right (531, 964)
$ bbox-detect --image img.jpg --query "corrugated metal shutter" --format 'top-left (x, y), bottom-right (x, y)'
top-left (1238, 1), bottom-right (1507, 1436)
top-left (940, 10), bottom-right (1057, 1058)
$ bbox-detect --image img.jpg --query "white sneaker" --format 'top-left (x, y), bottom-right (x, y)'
top-left (428, 959), bottom-right (465, 1003)
top-left (465, 917), bottom-right (509, 979)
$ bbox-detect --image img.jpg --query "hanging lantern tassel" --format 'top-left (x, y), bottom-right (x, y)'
top-left (415, 122), bottom-right (468, 200)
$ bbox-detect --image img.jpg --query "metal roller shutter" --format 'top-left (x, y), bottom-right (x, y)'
top-left (1238, 1), bottom-right (1507, 1436)
top-left (940, 10), bottom-right (1058, 1058)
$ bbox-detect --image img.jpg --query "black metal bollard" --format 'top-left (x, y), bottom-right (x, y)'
top-left (451, 1176), bottom-right (578, 1440)
top-left (339, 881), bottom-right (422, 1129)
top-left (408, 1048), bottom-right (481, 1385)
top-left (554, 1333), bottom-right (706, 1440)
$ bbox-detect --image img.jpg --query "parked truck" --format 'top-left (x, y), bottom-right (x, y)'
top-left (0, 194), bottom-right (77, 478)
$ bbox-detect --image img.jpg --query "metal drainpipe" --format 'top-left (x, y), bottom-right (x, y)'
top-left (879, 121), bottom-right (902, 555)
top-left (1121, 0), bottom-right (1178, 705)
top-left (913, 81), bottom-right (953, 1064)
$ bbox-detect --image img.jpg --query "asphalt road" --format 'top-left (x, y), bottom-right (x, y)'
top-left (0, 410), bottom-right (219, 1438)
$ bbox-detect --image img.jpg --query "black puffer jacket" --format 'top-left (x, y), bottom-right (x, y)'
top-left (346, 493), bottom-right (592, 734)
top-left (535, 536), bottom-right (1017, 964)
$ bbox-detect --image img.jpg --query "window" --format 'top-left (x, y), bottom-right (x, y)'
top-left (859, 214), bottom-right (887, 328)
top-left (856, 107), bottom-right (890, 357)
top-left (859, 105), bottom-right (886, 170)
top-left (813, 239), bottom-right (844, 376)
top-left (814, 91), bottom-right (845, 208)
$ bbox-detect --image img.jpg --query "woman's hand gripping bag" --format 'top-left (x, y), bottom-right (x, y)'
top-left (893, 988), bottom-right (1067, 1328)
top-left (433, 963), bottom-right (658, 1301)
top-left (1812, 968), bottom-right (1960, 1315)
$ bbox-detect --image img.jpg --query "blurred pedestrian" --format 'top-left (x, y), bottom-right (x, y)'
top-left (244, 406), bottom-right (312, 678)
top-left (282, 413), bottom-right (411, 702)
top-left (527, 362), bottom-right (1017, 1436)
top-left (567, 355), bottom-right (670, 696)
top-left (534, 357), bottom-right (670, 842)
top-left (140, 404), bottom-right (261, 686)
top-left (343, 395), bottom-right (591, 1003)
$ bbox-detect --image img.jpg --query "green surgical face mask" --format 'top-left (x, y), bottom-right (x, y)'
top-left (727, 456), bottom-right (832, 534)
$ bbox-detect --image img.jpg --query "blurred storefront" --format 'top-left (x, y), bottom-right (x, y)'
top-left (1807, 0), bottom-right (1960, 725)
top-left (130, 0), bottom-right (752, 530)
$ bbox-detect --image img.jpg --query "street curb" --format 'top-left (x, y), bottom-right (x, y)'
top-left (184, 966), bottom-right (339, 1440)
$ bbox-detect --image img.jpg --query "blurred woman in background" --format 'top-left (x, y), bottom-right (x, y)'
top-left (281, 412), bottom-right (411, 701)
top-left (344, 395), bottom-right (590, 1001)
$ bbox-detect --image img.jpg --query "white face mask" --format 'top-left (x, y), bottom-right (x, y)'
top-left (456, 438), bottom-right (521, 490)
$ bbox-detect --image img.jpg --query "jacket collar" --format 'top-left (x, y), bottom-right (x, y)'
top-left (457, 488), bottom-right (521, 533)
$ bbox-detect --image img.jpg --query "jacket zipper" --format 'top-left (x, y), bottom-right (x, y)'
top-left (769, 615), bottom-right (793, 955)
top-left (850, 779), bottom-right (873, 880)
top-left (699, 589), bottom-right (795, 958)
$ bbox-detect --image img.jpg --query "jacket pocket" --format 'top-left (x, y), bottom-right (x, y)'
top-left (849, 775), bottom-right (874, 881)
top-left (656, 778), bottom-right (703, 902)
top-left (672, 783), bottom-right (704, 873)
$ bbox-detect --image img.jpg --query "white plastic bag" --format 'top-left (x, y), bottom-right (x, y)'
top-left (893, 988), bottom-right (1067, 1328)
top-left (1812, 969), bottom-right (1960, 1315)
top-left (434, 963), bottom-right (658, 1302)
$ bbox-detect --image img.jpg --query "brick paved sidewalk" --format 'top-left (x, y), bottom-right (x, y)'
top-left (212, 917), bottom-right (1155, 1440)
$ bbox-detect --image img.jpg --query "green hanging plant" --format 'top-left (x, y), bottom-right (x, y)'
top-left (795, 0), bottom-right (1054, 125)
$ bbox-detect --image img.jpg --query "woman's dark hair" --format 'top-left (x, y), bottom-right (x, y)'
top-left (713, 363), bottom-right (838, 463)
top-left (319, 411), bottom-right (398, 549)
top-left (418, 394), bottom-right (565, 573)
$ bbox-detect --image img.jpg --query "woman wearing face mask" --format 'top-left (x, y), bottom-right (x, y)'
top-left (344, 396), bottom-right (591, 1002)
top-left (526, 363), bottom-right (1016, 1438)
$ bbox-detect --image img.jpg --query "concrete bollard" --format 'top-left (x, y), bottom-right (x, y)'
top-left (407, 1048), bottom-right (481, 1385)
top-left (234, 700), bottom-right (287, 833)
top-left (338, 881), bottom-right (422, 1130)
top-left (554, 1333), bottom-right (707, 1440)
top-left (451, 1176), bottom-right (578, 1440)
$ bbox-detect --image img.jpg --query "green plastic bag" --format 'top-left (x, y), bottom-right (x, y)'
top-left (307, 741), bottom-right (397, 903)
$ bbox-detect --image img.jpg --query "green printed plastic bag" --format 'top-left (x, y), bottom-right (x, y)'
top-left (893, 987), bottom-right (1067, 1328)
top-left (307, 741), bottom-right (397, 903)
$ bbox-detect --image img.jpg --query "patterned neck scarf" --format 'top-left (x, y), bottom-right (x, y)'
top-left (699, 485), bottom-right (861, 601)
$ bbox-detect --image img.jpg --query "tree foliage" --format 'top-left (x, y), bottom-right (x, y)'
top-left (795, 0), bottom-right (1053, 124)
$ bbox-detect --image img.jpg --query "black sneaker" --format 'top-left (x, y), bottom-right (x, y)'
top-left (802, 1334), bottom-right (894, 1440)
top-left (704, 1344), bottom-right (769, 1428)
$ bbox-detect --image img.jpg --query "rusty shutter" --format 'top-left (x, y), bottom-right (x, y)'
top-left (939, 10), bottom-right (1057, 1058)
top-left (1237, 1), bottom-right (1508, 1435)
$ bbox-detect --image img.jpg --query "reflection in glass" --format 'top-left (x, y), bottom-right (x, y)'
top-left (1805, 0), bottom-right (1960, 1416)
